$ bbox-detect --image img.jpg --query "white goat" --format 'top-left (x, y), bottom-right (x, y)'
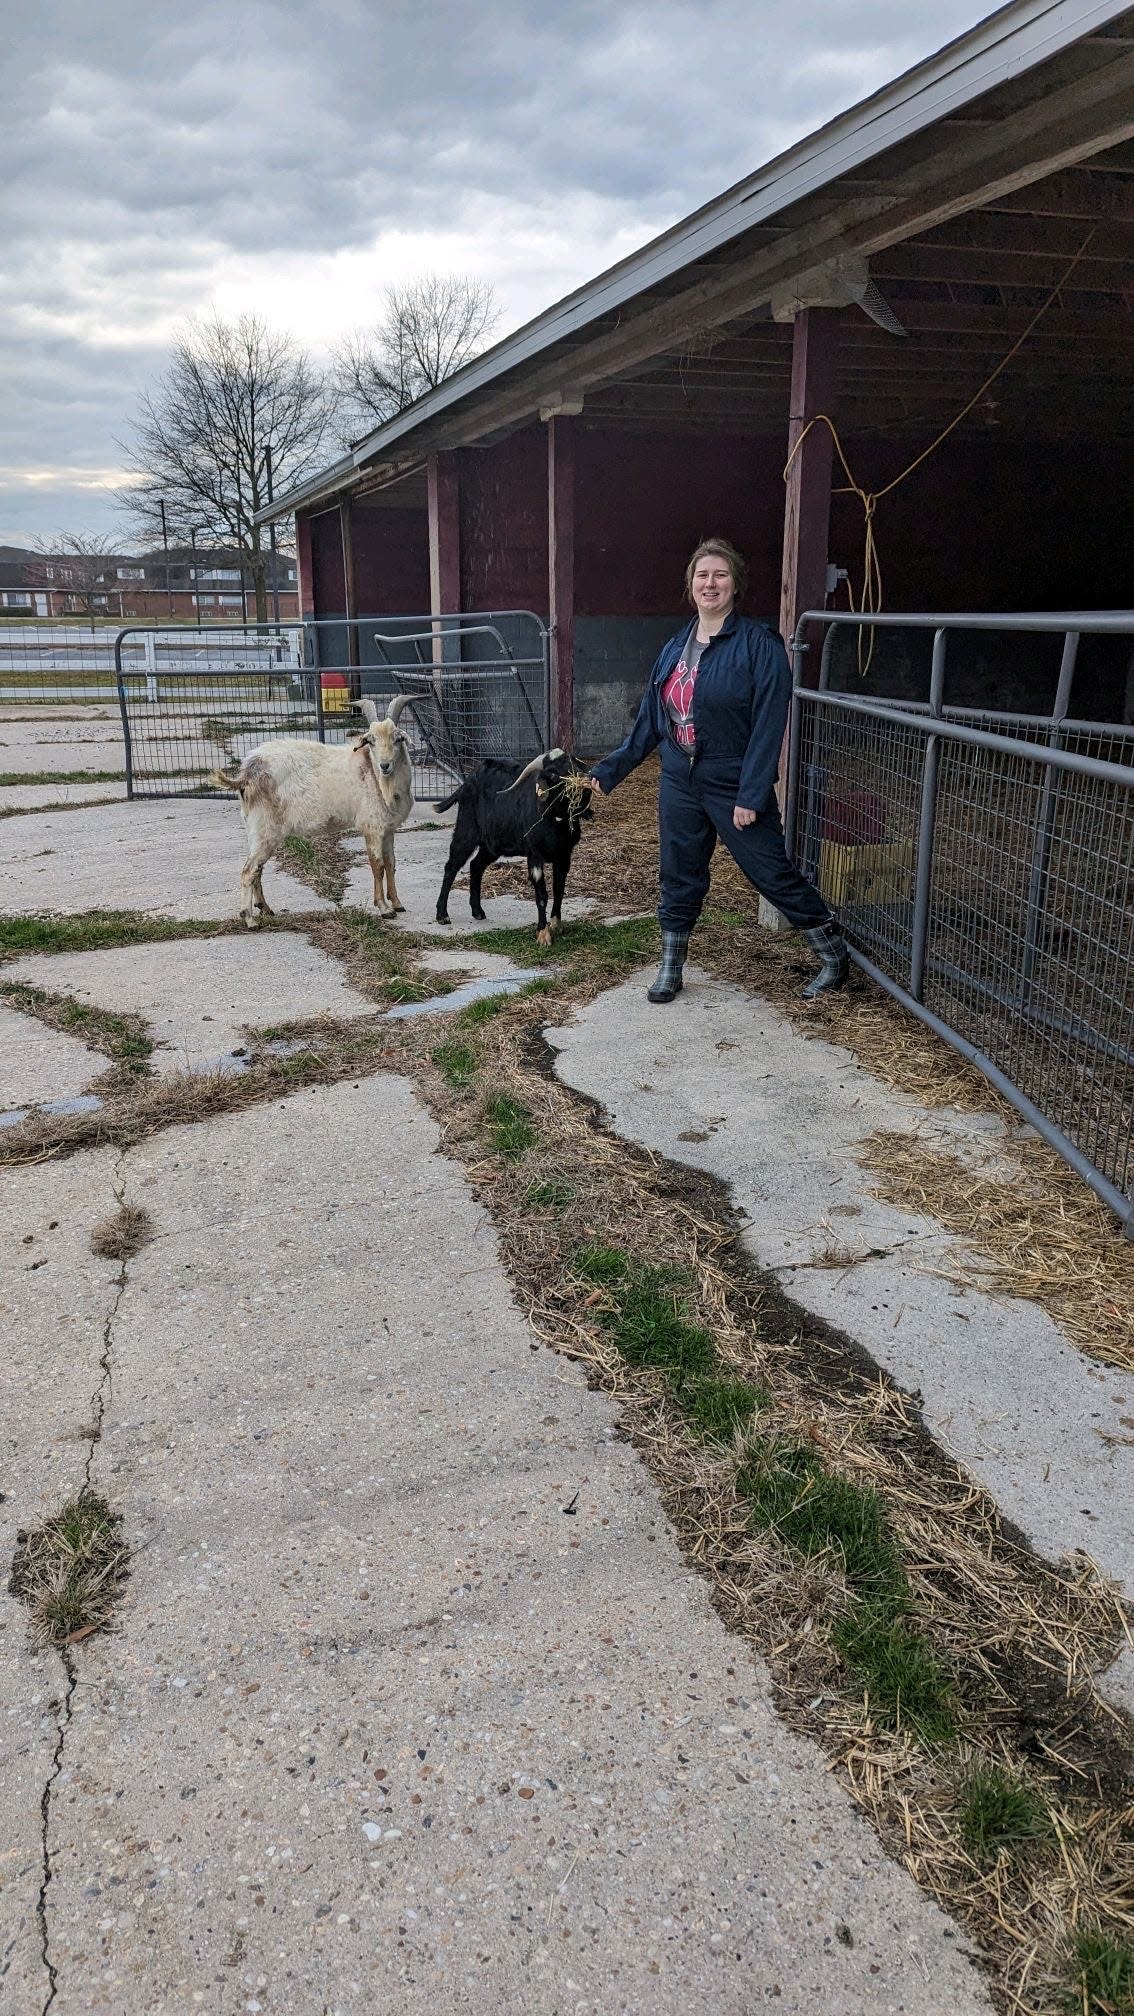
top-left (211, 695), bottom-right (416, 926)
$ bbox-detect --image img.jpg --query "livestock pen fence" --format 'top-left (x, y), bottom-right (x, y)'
top-left (786, 611), bottom-right (1134, 1230)
top-left (110, 612), bottom-right (550, 802)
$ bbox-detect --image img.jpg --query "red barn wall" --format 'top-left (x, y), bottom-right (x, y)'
top-left (459, 428), bottom-right (549, 615)
top-left (350, 504), bottom-right (430, 614)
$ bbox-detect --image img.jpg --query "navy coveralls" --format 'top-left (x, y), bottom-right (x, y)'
top-left (589, 612), bottom-right (832, 935)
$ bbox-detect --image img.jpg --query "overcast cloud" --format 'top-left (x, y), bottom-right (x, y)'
top-left (1, 0), bottom-right (991, 545)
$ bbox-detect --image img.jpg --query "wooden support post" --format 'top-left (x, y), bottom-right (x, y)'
top-left (547, 415), bottom-right (575, 748)
top-left (427, 451), bottom-right (461, 675)
top-left (779, 307), bottom-right (839, 672)
top-left (339, 497), bottom-right (360, 694)
top-left (295, 513), bottom-right (314, 617)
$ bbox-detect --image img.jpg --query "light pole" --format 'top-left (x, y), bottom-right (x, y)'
top-left (265, 445), bottom-right (281, 628)
top-left (189, 527), bottom-right (206, 626)
top-left (158, 498), bottom-right (174, 618)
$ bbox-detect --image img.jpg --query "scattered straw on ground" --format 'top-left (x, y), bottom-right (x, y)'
top-left (861, 1131), bottom-right (1134, 1377)
top-left (89, 1201), bottom-right (155, 1261)
top-left (9, 1492), bottom-right (129, 1649)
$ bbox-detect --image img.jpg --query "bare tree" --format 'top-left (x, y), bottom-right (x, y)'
top-left (30, 533), bottom-right (124, 628)
top-left (120, 311), bottom-right (332, 622)
top-left (331, 273), bottom-right (498, 442)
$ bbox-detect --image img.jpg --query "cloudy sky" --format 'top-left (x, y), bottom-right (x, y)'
top-left (1, 0), bottom-right (993, 547)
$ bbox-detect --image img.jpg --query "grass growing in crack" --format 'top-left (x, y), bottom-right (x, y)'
top-left (0, 911), bottom-right (225, 960)
top-left (320, 910), bottom-right (446, 1007)
top-left (458, 993), bottom-right (510, 1027)
top-left (466, 915), bottom-right (658, 977)
top-left (832, 1600), bottom-right (956, 1743)
top-left (9, 1493), bottom-right (129, 1649)
top-left (526, 1175), bottom-right (575, 1210)
top-left (0, 768), bottom-right (126, 786)
top-left (1064, 1930), bottom-right (1134, 2015)
top-left (281, 833), bottom-right (349, 904)
top-left (956, 1763), bottom-right (1050, 1866)
top-left (433, 1040), bottom-right (478, 1089)
top-left (685, 1375), bottom-right (765, 1442)
top-left (90, 1202), bottom-right (154, 1261)
top-left (484, 1093), bottom-right (537, 1160)
top-left (576, 1237), bottom-right (956, 1742)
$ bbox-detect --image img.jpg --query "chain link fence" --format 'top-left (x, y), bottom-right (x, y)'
top-left (114, 613), bottom-right (550, 801)
top-left (787, 612), bottom-right (1134, 1229)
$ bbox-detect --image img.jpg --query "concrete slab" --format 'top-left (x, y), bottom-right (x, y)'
top-left (42, 1080), bottom-right (987, 2015)
top-left (0, 1003), bottom-right (104, 1111)
top-left (0, 1155), bottom-right (123, 2016)
top-left (0, 801), bottom-right (330, 921)
top-left (7, 934), bottom-right (376, 1076)
top-left (548, 970), bottom-right (1134, 1604)
top-left (0, 721), bottom-right (127, 776)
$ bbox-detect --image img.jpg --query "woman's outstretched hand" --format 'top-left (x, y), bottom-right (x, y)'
top-left (587, 776), bottom-right (606, 796)
top-left (733, 805), bottom-right (757, 829)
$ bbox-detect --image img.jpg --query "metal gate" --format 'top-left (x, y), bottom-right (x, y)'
top-left (786, 610), bottom-right (1134, 1229)
top-left (114, 611), bottom-right (550, 801)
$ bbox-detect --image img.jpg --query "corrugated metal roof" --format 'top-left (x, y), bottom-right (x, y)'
top-left (260, 0), bottom-right (1134, 522)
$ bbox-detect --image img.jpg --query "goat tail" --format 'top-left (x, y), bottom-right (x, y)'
top-left (433, 785), bottom-right (463, 813)
top-left (209, 768), bottom-right (242, 794)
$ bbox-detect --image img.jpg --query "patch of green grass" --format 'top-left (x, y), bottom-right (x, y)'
top-left (283, 834), bottom-right (317, 870)
top-left (457, 992), bottom-right (510, 1027)
top-left (1064, 1931), bottom-right (1134, 2016)
top-left (957, 1764), bottom-right (1050, 1866)
top-left (484, 1092), bottom-right (537, 1160)
top-left (685, 1376), bottom-right (765, 1441)
top-left (9, 1492), bottom-right (129, 1649)
top-left (737, 1442), bottom-right (907, 1606)
top-left (462, 915), bottom-right (658, 975)
top-left (385, 974), bottom-right (433, 1003)
top-left (433, 1040), bottom-right (478, 1089)
top-left (0, 911), bottom-right (222, 960)
top-left (520, 977), bottom-right (558, 997)
top-left (575, 1244), bottom-right (716, 1380)
top-left (526, 1175), bottom-right (575, 1210)
top-left (0, 769), bottom-right (125, 786)
top-left (832, 1598), bottom-right (956, 1743)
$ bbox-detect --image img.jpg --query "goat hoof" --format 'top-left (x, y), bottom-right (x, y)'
top-left (390, 902), bottom-right (405, 915)
top-left (548, 918), bottom-right (562, 941)
top-left (471, 908), bottom-right (487, 922)
top-left (536, 927), bottom-right (553, 948)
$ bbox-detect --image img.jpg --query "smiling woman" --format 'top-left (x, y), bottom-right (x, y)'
top-left (588, 537), bottom-right (849, 1005)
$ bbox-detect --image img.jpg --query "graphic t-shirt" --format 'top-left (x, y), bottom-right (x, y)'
top-left (662, 632), bottom-right (707, 748)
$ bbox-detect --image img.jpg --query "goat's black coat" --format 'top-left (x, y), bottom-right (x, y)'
top-left (434, 757), bottom-right (592, 938)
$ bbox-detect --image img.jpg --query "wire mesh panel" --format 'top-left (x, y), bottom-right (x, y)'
top-left (116, 613), bottom-right (550, 801)
top-left (795, 696), bottom-right (924, 975)
top-left (788, 610), bottom-right (1134, 1227)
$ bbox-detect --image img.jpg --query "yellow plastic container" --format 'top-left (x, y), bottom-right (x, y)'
top-left (818, 837), bottom-right (915, 908)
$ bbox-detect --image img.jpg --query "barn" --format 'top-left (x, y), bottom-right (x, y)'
top-left (260, 0), bottom-right (1134, 747)
top-left (256, 0), bottom-right (1134, 1228)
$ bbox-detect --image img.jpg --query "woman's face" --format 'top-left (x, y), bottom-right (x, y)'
top-left (690, 552), bottom-right (736, 621)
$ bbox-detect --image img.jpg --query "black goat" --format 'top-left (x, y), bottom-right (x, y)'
top-left (434, 749), bottom-right (592, 944)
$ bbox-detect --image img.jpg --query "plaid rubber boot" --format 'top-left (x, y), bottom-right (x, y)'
top-left (801, 921), bottom-right (849, 1000)
top-left (647, 930), bottom-right (689, 1004)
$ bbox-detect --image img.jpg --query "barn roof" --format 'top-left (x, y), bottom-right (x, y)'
top-left (260, 0), bottom-right (1134, 522)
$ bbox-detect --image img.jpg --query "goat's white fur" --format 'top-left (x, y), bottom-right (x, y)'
top-left (212, 698), bottom-right (415, 926)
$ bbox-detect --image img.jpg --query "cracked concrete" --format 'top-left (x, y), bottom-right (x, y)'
top-left (0, 1006), bottom-right (103, 1113)
top-left (5, 1078), bottom-right (989, 2016)
top-left (0, 1151), bottom-right (130, 2016)
top-left (547, 967), bottom-right (1134, 1605)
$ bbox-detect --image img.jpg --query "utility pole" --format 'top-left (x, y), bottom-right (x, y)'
top-left (190, 528), bottom-right (204, 626)
top-left (159, 498), bottom-right (174, 618)
top-left (265, 445), bottom-right (281, 628)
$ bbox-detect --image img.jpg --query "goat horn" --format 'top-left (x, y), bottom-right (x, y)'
top-left (385, 692), bottom-right (416, 724)
top-left (499, 748), bottom-right (565, 793)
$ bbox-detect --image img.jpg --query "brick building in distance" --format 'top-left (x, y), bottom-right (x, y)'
top-left (0, 545), bottom-right (298, 622)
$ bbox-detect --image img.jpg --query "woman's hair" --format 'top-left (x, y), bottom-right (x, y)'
top-left (684, 537), bottom-right (748, 606)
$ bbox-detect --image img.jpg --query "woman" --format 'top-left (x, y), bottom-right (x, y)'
top-left (588, 538), bottom-right (848, 1004)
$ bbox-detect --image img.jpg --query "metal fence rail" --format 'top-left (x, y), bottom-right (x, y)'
top-left (114, 612), bottom-right (551, 801)
top-left (787, 611), bottom-right (1134, 1230)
